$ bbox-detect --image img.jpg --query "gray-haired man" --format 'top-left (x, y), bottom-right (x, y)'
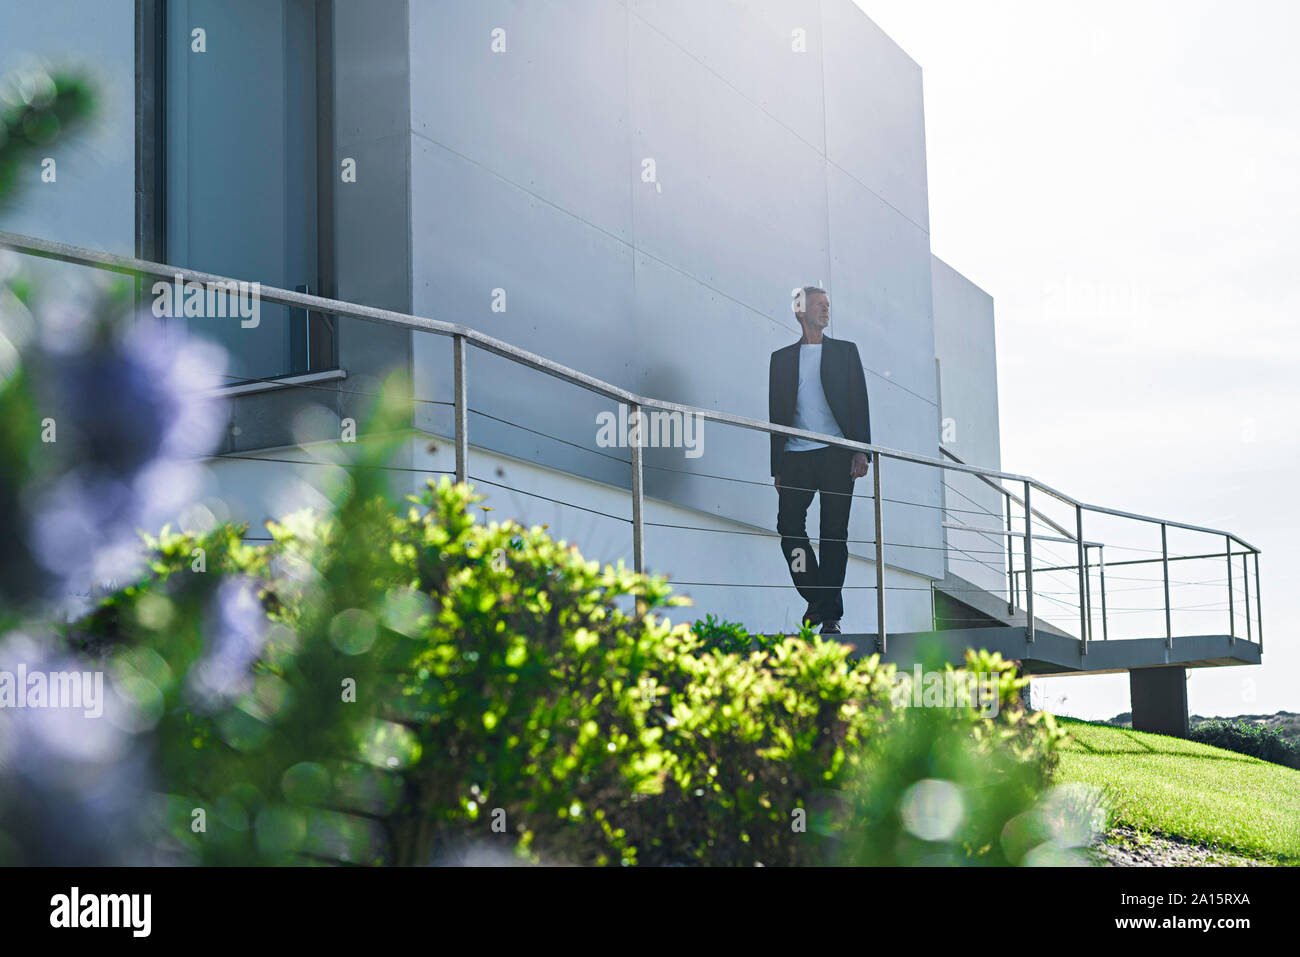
top-left (768, 287), bottom-right (872, 635)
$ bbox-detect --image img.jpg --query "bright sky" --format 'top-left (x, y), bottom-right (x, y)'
top-left (856, 0), bottom-right (1299, 720)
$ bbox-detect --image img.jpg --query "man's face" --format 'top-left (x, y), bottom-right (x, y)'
top-left (800, 291), bottom-right (830, 331)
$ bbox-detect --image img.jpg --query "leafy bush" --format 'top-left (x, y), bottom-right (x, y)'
top-left (691, 613), bottom-right (752, 654)
top-left (691, 612), bottom-right (794, 656)
top-left (1190, 719), bottom-right (1300, 771)
top-left (639, 625), bottom-right (899, 865)
top-left (49, 468), bottom-right (1069, 867)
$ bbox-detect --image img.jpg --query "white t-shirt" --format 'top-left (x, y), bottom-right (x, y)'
top-left (785, 343), bottom-right (844, 452)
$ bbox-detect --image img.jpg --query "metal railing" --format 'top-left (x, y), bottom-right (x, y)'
top-left (0, 230), bottom-right (1264, 656)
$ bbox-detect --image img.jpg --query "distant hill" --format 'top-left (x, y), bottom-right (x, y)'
top-left (1101, 710), bottom-right (1300, 743)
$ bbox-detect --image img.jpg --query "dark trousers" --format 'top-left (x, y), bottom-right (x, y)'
top-left (776, 445), bottom-right (855, 622)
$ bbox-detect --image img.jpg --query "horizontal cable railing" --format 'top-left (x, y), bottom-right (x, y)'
top-left (0, 230), bottom-right (1264, 656)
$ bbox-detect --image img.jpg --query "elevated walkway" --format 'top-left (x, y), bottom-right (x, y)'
top-left (922, 570), bottom-right (1261, 674)
top-left (835, 618), bottom-right (1260, 739)
top-left (837, 626), bottom-right (1261, 677)
top-left (0, 229), bottom-right (1265, 742)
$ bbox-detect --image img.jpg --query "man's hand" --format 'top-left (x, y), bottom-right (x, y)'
top-left (850, 452), bottom-right (870, 480)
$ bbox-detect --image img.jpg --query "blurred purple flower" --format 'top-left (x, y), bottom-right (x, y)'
top-left (45, 311), bottom-right (227, 469)
top-left (0, 630), bottom-right (155, 865)
top-left (186, 576), bottom-right (270, 712)
top-left (24, 307), bottom-right (228, 601)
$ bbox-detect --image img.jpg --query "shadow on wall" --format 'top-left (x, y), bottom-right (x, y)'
top-left (638, 364), bottom-right (768, 507)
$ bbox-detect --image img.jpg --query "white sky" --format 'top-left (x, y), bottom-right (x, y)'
top-left (856, 0), bottom-right (1299, 720)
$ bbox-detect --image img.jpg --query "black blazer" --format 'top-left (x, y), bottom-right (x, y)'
top-left (768, 334), bottom-right (871, 476)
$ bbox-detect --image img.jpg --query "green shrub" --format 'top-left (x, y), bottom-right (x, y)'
top-left (637, 628), bottom-right (899, 865)
top-left (56, 469), bottom-right (1066, 866)
top-left (691, 613), bottom-right (751, 654)
top-left (1190, 719), bottom-right (1300, 771)
top-left (690, 613), bottom-right (794, 656)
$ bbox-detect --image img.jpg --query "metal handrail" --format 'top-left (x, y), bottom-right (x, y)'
top-left (0, 230), bottom-right (1264, 653)
top-left (941, 445), bottom-right (1073, 540)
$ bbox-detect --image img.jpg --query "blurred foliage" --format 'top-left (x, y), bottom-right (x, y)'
top-left (0, 67), bottom-right (98, 607)
top-left (838, 649), bottom-right (1072, 865)
top-left (0, 68), bottom-right (95, 211)
top-left (1, 279), bottom-right (168, 606)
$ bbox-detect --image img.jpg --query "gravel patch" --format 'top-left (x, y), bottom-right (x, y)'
top-left (1090, 825), bottom-right (1269, 867)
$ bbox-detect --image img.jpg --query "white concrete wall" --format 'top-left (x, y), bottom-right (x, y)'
top-left (405, 0), bottom-right (945, 632)
top-left (932, 255), bottom-right (1007, 599)
top-left (0, 1), bottom-right (997, 637)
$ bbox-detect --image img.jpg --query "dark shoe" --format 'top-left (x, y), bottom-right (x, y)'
top-left (819, 619), bottom-right (842, 635)
top-left (801, 604), bottom-right (822, 629)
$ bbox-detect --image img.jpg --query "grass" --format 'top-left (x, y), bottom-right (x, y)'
top-left (1053, 716), bottom-right (1300, 865)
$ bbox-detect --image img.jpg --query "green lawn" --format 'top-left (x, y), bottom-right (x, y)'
top-left (1053, 717), bottom-right (1300, 864)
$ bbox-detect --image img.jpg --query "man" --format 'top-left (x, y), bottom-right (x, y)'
top-left (769, 286), bottom-right (872, 635)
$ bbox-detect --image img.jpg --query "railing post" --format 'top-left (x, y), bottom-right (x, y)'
top-left (1083, 543), bottom-right (1093, 651)
top-left (1242, 551), bottom-right (1252, 643)
top-left (1076, 505), bottom-right (1088, 653)
top-left (629, 403), bottom-right (645, 574)
top-left (1226, 535), bottom-right (1235, 644)
top-left (1254, 551), bottom-right (1263, 651)
top-left (453, 334), bottom-right (468, 484)
top-left (1023, 481), bottom-right (1034, 643)
top-left (1161, 523), bottom-right (1172, 648)
top-left (873, 454), bottom-right (886, 654)
top-left (1098, 544), bottom-right (1109, 640)
top-left (1004, 490), bottom-right (1014, 615)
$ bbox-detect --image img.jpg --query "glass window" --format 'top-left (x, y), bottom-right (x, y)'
top-left (165, 0), bottom-right (326, 382)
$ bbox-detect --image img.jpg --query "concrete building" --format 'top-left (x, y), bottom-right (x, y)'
top-left (0, 0), bottom-right (1262, 736)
